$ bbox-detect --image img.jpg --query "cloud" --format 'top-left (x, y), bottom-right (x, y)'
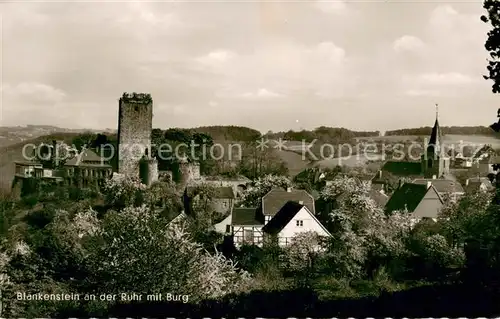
top-left (0, 2), bottom-right (495, 131)
top-left (197, 40), bottom-right (348, 100)
top-left (240, 88), bottom-right (285, 100)
top-left (417, 72), bottom-right (477, 86)
top-left (314, 1), bottom-right (347, 14)
top-left (393, 35), bottom-right (426, 53)
top-left (2, 82), bottom-right (67, 104)
top-left (405, 89), bottom-right (441, 97)
top-left (195, 50), bottom-right (236, 67)
top-left (401, 72), bottom-right (482, 97)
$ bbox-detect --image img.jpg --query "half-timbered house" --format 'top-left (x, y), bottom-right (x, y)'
top-left (231, 188), bottom-right (331, 248)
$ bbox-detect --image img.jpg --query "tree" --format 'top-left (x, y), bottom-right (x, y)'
top-left (71, 132), bottom-right (97, 152)
top-left (102, 174), bottom-right (147, 208)
top-left (240, 175), bottom-right (293, 207)
top-left (84, 206), bottom-right (251, 302)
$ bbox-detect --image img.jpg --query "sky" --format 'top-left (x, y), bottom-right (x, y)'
top-left (0, 0), bottom-right (498, 133)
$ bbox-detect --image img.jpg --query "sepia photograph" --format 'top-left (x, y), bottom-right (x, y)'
top-left (1, 0), bottom-right (500, 316)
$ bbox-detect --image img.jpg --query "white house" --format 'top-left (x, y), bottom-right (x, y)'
top-left (231, 188), bottom-right (331, 248)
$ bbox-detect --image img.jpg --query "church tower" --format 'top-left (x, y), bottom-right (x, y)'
top-left (421, 104), bottom-right (450, 178)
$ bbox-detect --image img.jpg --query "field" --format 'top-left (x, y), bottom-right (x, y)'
top-left (1, 133), bottom-right (499, 192)
top-left (356, 134), bottom-right (500, 147)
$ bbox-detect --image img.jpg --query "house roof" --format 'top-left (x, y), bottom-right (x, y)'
top-left (369, 189), bottom-right (389, 207)
top-left (385, 183), bottom-right (431, 213)
top-left (186, 186), bottom-right (235, 199)
top-left (65, 149), bottom-right (110, 166)
top-left (231, 207), bottom-right (262, 226)
top-left (14, 160), bottom-right (42, 166)
top-left (262, 201), bottom-right (304, 234)
top-left (262, 188), bottom-right (315, 216)
top-left (412, 179), bottom-right (464, 194)
top-left (488, 155), bottom-right (500, 164)
top-left (427, 116), bottom-right (442, 154)
top-left (213, 186), bottom-right (235, 199)
top-left (204, 175), bottom-right (251, 183)
top-left (371, 161), bottom-right (423, 184)
top-left (466, 177), bottom-right (494, 192)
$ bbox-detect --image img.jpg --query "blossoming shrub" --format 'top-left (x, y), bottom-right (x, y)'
top-left (103, 174), bottom-right (147, 208)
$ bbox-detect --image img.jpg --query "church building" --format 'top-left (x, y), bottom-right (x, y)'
top-left (371, 106), bottom-right (451, 193)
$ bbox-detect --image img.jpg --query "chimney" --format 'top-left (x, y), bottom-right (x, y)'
top-left (427, 181), bottom-right (432, 189)
top-left (298, 200), bottom-right (304, 205)
top-left (286, 187), bottom-right (292, 192)
top-left (398, 179), bottom-right (403, 188)
top-left (378, 170), bottom-right (382, 179)
top-left (465, 179), bottom-right (469, 186)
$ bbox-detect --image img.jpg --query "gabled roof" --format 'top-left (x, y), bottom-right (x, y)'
top-left (262, 201), bottom-right (303, 234)
top-left (65, 149), bottom-right (110, 166)
top-left (371, 161), bottom-right (423, 184)
top-left (385, 183), bottom-right (431, 213)
top-left (412, 179), bottom-right (464, 194)
top-left (231, 207), bottom-right (262, 226)
top-left (262, 188), bottom-right (315, 216)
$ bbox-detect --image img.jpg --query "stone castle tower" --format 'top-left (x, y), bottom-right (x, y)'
top-left (117, 92), bottom-right (158, 185)
top-left (421, 104), bottom-right (450, 178)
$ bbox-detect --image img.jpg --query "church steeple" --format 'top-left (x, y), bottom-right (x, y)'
top-left (421, 104), bottom-right (450, 179)
top-left (428, 103), bottom-right (441, 153)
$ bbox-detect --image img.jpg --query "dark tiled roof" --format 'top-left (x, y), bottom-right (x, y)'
top-left (231, 207), bottom-right (262, 226)
top-left (262, 188), bottom-right (315, 216)
top-left (466, 177), bottom-right (494, 193)
top-left (385, 183), bottom-right (429, 213)
top-left (412, 179), bottom-right (464, 194)
top-left (372, 161), bottom-right (423, 184)
top-left (65, 149), bottom-right (109, 166)
top-left (310, 189), bottom-right (320, 200)
top-left (204, 175), bottom-right (251, 182)
top-left (186, 186), bottom-right (235, 199)
top-left (14, 160), bottom-right (42, 166)
top-left (369, 189), bottom-right (389, 207)
top-left (489, 156), bottom-right (500, 164)
top-left (262, 201), bottom-right (304, 234)
top-left (213, 186), bottom-right (235, 199)
top-left (428, 118), bottom-right (442, 153)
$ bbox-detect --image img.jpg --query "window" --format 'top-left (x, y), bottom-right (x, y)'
top-left (296, 220), bottom-right (303, 227)
top-left (225, 225), bottom-right (232, 233)
top-left (244, 229), bottom-right (254, 243)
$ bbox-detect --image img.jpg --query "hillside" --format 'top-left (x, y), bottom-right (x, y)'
top-left (0, 125), bottom-right (115, 148)
top-left (385, 126), bottom-right (498, 136)
top-left (0, 126), bottom-right (289, 192)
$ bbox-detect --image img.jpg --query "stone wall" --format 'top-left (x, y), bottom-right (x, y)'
top-left (117, 93), bottom-right (153, 177)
